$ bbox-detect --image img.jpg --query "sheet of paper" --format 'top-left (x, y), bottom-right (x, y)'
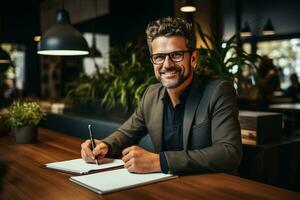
top-left (70, 168), bottom-right (177, 194)
top-left (45, 158), bottom-right (124, 174)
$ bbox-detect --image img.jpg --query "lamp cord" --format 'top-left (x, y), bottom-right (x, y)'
top-left (93, 0), bottom-right (97, 39)
top-left (93, 0), bottom-right (101, 77)
top-left (92, 0), bottom-right (97, 57)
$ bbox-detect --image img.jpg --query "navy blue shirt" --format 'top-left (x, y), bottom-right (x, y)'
top-left (159, 85), bottom-right (191, 173)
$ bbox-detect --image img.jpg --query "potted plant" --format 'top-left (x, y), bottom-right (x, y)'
top-left (8, 100), bottom-right (45, 143)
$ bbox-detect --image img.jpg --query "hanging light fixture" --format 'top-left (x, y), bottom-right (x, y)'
top-left (180, 0), bottom-right (197, 13)
top-left (37, 6), bottom-right (89, 56)
top-left (89, 36), bottom-right (102, 58)
top-left (0, 46), bottom-right (10, 64)
top-left (240, 21), bottom-right (252, 37)
top-left (262, 18), bottom-right (275, 35)
top-left (82, 0), bottom-right (103, 77)
top-left (89, 0), bottom-right (102, 58)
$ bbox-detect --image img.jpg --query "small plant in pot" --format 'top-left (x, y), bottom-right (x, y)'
top-left (8, 100), bottom-right (45, 144)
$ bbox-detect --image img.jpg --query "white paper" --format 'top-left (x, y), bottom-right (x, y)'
top-left (70, 168), bottom-right (177, 194)
top-left (45, 158), bottom-right (124, 174)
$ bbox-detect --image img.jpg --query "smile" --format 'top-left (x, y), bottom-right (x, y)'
top-left (160, 68), bottom-right (181, 75)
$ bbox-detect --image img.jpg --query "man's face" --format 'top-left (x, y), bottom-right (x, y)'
top-left (151, 36), bottom-right (197, 89)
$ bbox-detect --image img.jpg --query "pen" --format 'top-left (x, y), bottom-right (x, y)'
top-left (88, 124), bottom-right (99, 165)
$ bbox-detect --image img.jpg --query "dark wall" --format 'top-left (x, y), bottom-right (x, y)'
top-left (224, 0), bottom-right (300, 38)
top-left (0, 0), bottom-right (41, 96)
top-left (75, 0), bottom-right (174, 46)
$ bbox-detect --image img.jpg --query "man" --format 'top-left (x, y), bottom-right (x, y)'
top-left (81, 17), bottom-right (242, 175)
top-left (286, 73), bottom-right (300, 102)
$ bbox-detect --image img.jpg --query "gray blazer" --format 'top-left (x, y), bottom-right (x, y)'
top-left (102, 75), bottom-right (242, 175)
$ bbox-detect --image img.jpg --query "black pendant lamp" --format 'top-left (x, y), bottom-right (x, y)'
top-left (90, 35), bottom-right (102, 58)
top-left (262, 19), bottom-right (275, 36)
top-left (37, 9), bottom-right (89, 56)
top-left (0, 47), bottom-right (10, 64)
top-left (89, 0), bottom-right (102, 58)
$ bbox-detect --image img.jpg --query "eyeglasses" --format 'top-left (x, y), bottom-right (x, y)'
top-left (150, 50), bottom-right (192, 65)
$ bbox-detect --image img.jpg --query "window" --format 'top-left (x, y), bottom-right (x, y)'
top-left (256, 39), bottom-right (300, 89)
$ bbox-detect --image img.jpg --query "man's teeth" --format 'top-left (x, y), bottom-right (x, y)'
top-left (162, 71), bottom-right (178, 75)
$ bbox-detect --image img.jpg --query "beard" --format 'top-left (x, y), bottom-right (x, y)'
top-left (157, 64), bottom-right (192, 89)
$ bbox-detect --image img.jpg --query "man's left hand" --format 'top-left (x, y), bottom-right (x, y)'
top-left (122, 145), bottom-right (161, 173)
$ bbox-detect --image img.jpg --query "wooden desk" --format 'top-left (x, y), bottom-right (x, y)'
top-left (1, 128), bottom-right (299, 200)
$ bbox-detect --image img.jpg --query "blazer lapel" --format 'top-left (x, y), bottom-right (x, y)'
top-left (183, 76), bottom-right (206, 149)
top-left (151, 87), bottom-right (165, 152)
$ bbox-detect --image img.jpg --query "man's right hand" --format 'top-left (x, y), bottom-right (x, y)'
top-left (81, 139), bottom-right (109, 163)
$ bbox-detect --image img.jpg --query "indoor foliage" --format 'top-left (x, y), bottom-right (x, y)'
top-left (195, 22), bottom-right (260, 84)
top-left (65, 42), bottom-right (157, 112)
top-left (8, 100), bottom-right (45, 127)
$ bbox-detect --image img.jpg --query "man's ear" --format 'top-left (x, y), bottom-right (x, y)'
top-left (190, 50), bottom-right (199, 69)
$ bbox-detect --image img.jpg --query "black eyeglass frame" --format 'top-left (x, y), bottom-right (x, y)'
top-left (150, 50), bottom-right (194, 65)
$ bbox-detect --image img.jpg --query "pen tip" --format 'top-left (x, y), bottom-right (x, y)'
top-left (88, 124), bottom-right (91, 128)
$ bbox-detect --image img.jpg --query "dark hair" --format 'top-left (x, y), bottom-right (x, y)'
top-left (146, 17), bottom-right (196, 53)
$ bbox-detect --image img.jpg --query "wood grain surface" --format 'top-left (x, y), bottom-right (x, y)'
top-left (0, 127), bottom-right (299, 200)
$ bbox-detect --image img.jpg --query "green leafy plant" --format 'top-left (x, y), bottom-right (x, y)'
top-left (195, 22), bottom-right (260, 82)
top-left (102, 42), bottom-right (156, 111)
top-left (8, 100), bottom-right (45, 128)
top-left (65, 73), bottom-right (108, 105)
top-left (65, 42), bottom-right (156, 112)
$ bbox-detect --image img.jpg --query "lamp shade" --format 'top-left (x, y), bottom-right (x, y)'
top-left (87, 0), bottom-right (102, 59)
top-left (90, 44), bottom-right (102, 58)
top-left (241, 22), bottom-right (252, 37)
top-left (37, 9), bottom-right (89, 56)
top-left (262, 19), bottom-right (275, 35)
top-left (180, 0), bottom-right (196, 13)
top-left (0, 47), bottom-right (10, 64)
